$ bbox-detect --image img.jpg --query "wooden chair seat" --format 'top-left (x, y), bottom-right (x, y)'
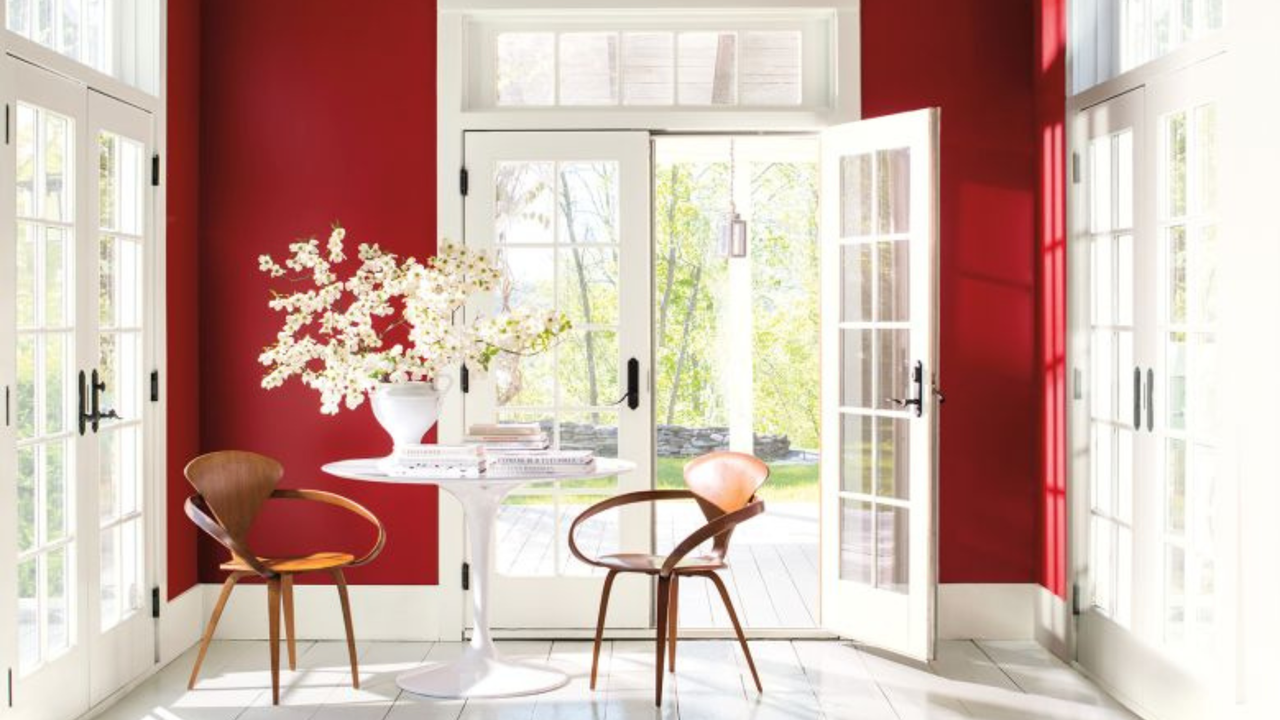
top-left (220, 551), bottom-right (356, 574)
top-left (568, 451), bottom-right (770, 707)
top-left (183, 451), bottom-right (385, 705)
top-left (595, 552), bottom-right (726, 574)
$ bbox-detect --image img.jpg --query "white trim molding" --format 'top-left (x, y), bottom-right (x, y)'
top-left (937, 584), bottom-right (1041, 641)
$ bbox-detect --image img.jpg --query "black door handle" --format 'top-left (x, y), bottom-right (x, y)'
top-left (79, 368), bottom-right (122, 435)
top-left (1133, 367), bottom-right (1142, 431)
top-left (888, 361), bottom-right (925, 418)
top-left (608, 358), bottom-right (640, 410)
top-left (1146, 367), bottom-right (1154, 432)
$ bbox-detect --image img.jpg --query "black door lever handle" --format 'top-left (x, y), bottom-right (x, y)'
top-left (608, 358), bottom-right (640, 410)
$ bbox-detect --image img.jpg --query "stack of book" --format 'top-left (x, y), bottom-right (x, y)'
top-left (489, 450), bottom-right (596, 475)
top-left (379, 444), bottom-right (486, 477)
top-left (464, 423), bottom-right (550, 452)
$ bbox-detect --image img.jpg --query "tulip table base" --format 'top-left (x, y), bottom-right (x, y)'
top-left (322, 457), bottom-right (634, 699)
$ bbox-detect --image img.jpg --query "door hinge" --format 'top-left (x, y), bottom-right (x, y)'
top-left (1071, 582), bottom-right (1082, 616)
top-left (4, 385), bottom-right (9, 426)
top-left (1073, 367), bottom-right (1083, 400)
top-left (151, 586), bottom-right (161, 619)
top-left (4, 103), bottom-right (9, 145)
top-left (460, 364), bottom-right (470, 394)
top-left (150, 370), bottom-right (160, 402)
top-left (151, 153), bottom-right (160, 186)
top-left (7, 667), bottom-right (12, 708)
top-left (461, 562), bottom-right (470, 591)
top-left (459, 167), bottom-right (469, 196)
top-left (1071, 152), bottom-right (1081, 184)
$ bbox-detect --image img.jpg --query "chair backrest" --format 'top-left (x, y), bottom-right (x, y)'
top-left (684, 451), bottom-right (769, 513)
top-left (184, 450), bottom-right (283, 551)
top-left (683, 451), bottom-right (769, 558)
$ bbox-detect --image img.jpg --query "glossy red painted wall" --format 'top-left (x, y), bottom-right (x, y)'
top-left (195, 0), bottom-right (439, 585)
top-left (861, 0), bottom-right (1041, 583)
top-left (178, 0), bottom-right (1056, 588)
top-left (166, 0), bottom-right (201, 599)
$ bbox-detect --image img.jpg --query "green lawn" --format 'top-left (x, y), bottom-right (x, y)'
top-left (503, 456), bottom-right (818, 505)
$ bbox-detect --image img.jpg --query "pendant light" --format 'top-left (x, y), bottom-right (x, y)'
top-left (720, 139), bottom-right (748, 259)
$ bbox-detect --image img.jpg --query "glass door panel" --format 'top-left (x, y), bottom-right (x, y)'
top-left (464, 131), bottom-right (652, 630)
top-left (820, 109), bottom-right (940, 661)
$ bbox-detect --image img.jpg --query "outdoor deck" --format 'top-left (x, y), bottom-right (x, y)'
top-left (496, 501), bottom-right (819, 630)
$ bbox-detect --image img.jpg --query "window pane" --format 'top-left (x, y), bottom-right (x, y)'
top-left (739, 31), bottom-right (801, 105)
top-left (839, 498), bottom-right (873, 583)
top-left (99, 133), bottom-right (117, 230)
top-left (496, 32), bottom-right (555, 106)
top-left (16, 336), bottom-right (37, 438)
top-left (18, 447), bottom-right (36, 553)
top-left (44, 226), bottom-right (67, 327)
top-left (876, 148), bottom-right (910, 235)
top-left (621, 32), bottom-right (674, 105)
top-left (1166, 112), bottom-right (1187, 218)
top-left (875, 417), bottom-right (910, 500)
top-left (876, 505), bottom-right (909, 593)
top-left (839, 154), bottom-right (873, 238)
top-left (1167, 438), bottom-right (1186, 533)
top-left (101, 524), bottom-right (119, 627)
top-left (840, 413), bottom-right (872, 495)
top-left (495, 161), bottom-right (554, 244)
top-left (876, 241), bottom-right (909, 322)
top-left (841, 244), bottom-right (872, 321)
top-left (875, 329), bottom-right (911, 412)
top-left (560, 330), bottom-right (619, 407)
top-left (557, 162), bottom-right (619, 246)
top-left (46, 546), bottom-right (70, 654)
top-left (1167, 332), bottom-right (1187, 430)
top-left (42, 110), bottom-right (71, 223)
top-left (43, 333), bottom-right (69, 435)
top-left (840, 330), bottom-right (873, 407)
top-left (18, 558), bottom-right (38, 670)
top-left (558, 246), bottom-right (618, 328)
top-left (17, 223), bottom-right (36, 327)
top-left (1090, 136), bottom-right (1113, 234)
top-left (1168, 226), bottom-right (1187, 324)
top-left (677, 32), bottom-right (736, 105)
top-left (558, 33), bottom-right (619, 106)
top-left (44, 440), bottom-right (68, 542)
top-left (16, 104), bottom-right (36, 217)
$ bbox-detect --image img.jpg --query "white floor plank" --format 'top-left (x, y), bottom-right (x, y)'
top-left (87, 639), bottom-right (1141, 720)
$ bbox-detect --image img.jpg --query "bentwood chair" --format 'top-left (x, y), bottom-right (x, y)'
top-left (183, 450), bottom-right (386, 705)
top-left (569, 450), bottom-right (768, 706)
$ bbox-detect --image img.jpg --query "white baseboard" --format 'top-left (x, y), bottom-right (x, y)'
top-left (160, 585), bottom-right (203, 664)
top-left (1033, 583), bottom-right (1071, 660)
top-left (937, 583), bottom-right (1039, 640)
top-left (200, 583), bottom-right (450, 641)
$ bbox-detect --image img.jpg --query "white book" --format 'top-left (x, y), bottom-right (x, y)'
top-left (491, 462), bottom-right (596, 477)
top-left (467, 423), bottom-right (543, 437)
top-left (489, 451), bottom-right (595, 466)
top-left (395, 444), bottom-right (485, 460)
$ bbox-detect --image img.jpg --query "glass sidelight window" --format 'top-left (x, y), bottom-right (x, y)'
top-left (14, 100), bottom-right (78, 673)
top-left (1158, 102), bottom-right (1218, 651)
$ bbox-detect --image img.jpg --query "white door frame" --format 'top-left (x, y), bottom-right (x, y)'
top-left (436, 1), bottom-right (860, 640)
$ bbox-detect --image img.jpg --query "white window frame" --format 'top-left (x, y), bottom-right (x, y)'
top-left (0, 0), bottom-right (172, 680)
top-left (435, 0), bottom-right (860, 641)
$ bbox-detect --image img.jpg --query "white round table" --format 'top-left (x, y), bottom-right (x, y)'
top-left (322, 457), bottom-right (636, 699)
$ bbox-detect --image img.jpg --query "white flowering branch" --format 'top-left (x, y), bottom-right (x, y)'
top-left (258, 225), bottom-right (570, 414)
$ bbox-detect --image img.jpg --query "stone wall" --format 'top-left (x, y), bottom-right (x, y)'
top-left (554, 421), bottom-right (791, 460)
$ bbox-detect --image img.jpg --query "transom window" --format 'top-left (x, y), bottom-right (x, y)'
top-left (4, 0), bottom-right (161, 94)
top-left (465, 11), bottom-right (835, 111)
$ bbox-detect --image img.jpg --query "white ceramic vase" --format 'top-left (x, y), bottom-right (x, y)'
top-left (369, 379), bottom-right (451, 452)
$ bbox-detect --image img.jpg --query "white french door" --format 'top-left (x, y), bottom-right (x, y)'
top-left (819, 108), bottom-right (940, 660)
top-left (462, 131), bottom-right (653, 630)
top-left (1072, 56), bottom-right (1229, 720)
top-left (0, 58), bottom-right (156, 719)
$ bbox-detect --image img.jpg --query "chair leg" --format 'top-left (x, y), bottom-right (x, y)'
top-left (667, 575), bottom-right (679, 672)
top-left (282, 574), bottom-right (297, 671)
top-left (654, 575), bottom-right (671, 707)
top-left (332, 569), bottom-right (360, 690)
top-left (590, 570), bottom-right (618, 691)
top-left (188, 572), bottom-right (242, 690)
top-left (705, 571), bottom-right (763, 693)
top-left (267, 577), bottom-right (282, 705)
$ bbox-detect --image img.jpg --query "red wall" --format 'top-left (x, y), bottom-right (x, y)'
top-left (1035, 0), bottom-right (1069, 597)
top-left (862, 0), bottom-right (1041, 583)
top-left (174, 1), bottom-right (1059, 589)
top-left (194, 0), bottom-right (439, 585)
top-left (165, 0), bottom-right (201, 599)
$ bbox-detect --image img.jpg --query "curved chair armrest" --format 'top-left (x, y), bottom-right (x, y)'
top-left (568, 489), bottom-right (697, 567)
top-left (184, 495), bottom-right (275, 578)
top-left (270, 489), bottom-right (387, 567)
top-left (660, 499), bottom-right (765, 576)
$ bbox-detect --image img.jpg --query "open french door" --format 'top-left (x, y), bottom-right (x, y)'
top-left (819, 108), bottom-right (940, 660)
top-left (461, 131), bottom-right (653, 630)
top-left (0, 58), bottom-right (157, 720)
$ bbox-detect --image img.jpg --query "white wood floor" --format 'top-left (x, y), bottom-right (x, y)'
top-left (93, 639), bottom-right (1138, 720)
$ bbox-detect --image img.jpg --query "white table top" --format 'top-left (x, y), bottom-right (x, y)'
top-left (322, 457), bottom-right (636, 487)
